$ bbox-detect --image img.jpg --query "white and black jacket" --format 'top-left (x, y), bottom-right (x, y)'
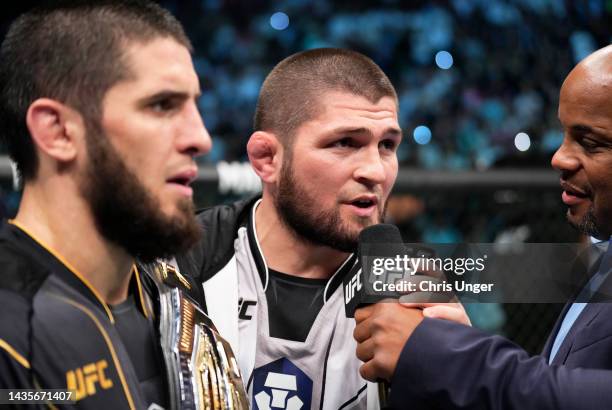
top-left (176, 196), bottom-right (381, 410)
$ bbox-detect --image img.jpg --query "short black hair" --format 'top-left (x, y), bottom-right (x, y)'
top-left (0, 0), bottom-right (191, 180)
top-left (254, 48), bottom-right (398, 147)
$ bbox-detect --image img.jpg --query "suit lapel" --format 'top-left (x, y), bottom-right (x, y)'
top-left (544, 241), bottom-right (611, 361)
top-left (550, 302), bottom-right (604, 365)
top-left (542, 301), bottom-right (572, 358)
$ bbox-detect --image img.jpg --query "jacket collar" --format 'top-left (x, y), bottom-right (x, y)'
top-left (6, 220), bottom-right (149, 323)
top-left (246, 199), bottom-right (357, 302)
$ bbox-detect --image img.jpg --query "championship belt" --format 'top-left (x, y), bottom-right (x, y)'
top-left (148, 261), bottom-right (248, 410)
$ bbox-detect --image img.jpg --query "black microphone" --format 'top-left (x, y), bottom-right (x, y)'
top-left (343, 224), bottom-right (406, 318)
top-left (344, 224), bottom-right (446, 318)
top-left (343, 224), bottom-right (407, 409)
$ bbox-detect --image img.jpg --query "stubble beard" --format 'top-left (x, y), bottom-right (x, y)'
top-left (274, 159), bottom-right (385, 253)
top-left (570, 205), bottom-right (602, 240)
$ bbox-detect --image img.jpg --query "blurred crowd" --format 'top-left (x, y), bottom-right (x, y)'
top-left (1, 0), bottom-right (610, 169)
top-left (162, 0), bottom-right (611, 169)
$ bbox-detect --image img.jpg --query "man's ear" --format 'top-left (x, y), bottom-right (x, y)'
top-left (26, 98), bottom-right (85, 164)
top-left (247, 131), bottom-right (283, 184)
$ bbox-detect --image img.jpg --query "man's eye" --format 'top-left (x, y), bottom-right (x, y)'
top-left (379, 139), bottom-right (397, 151)
top-left (150, 99), bottom-right (176, 112)
top-left (332, 138), bottom-right (353, 148)
top-left (580, 138), bottom-right (602, 152)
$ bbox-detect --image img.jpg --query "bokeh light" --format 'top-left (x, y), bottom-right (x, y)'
top-left (414, 125), bottom-right (432, 145)
top-left (514, 132), bottom-right (531, 151)
top-left (270, 12), bottom-right (290, 30)
top-left (435, 50), bottom-right (454, 69)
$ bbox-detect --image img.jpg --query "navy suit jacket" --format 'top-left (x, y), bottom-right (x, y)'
top-left (389, 248), bottom-right (612, 410)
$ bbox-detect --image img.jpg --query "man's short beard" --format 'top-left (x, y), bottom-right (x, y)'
top-left (570, 206), bottom-right (602, 239)
top-left (79, 124), bottom-right (201, 263)
top-left (274, 159), bottom-right (384, 253)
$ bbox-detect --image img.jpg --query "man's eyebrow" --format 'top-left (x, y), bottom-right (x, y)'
top-left (568, 124), bottom-right (612, 138)
top-left (566, 124), bottom-right (612, 145)
top-left (330, 126), bottom-right (403, 138)
top-left (138, 89), bottom-right (201, 105)
top-left (570, 124), bottom-right (594, 133)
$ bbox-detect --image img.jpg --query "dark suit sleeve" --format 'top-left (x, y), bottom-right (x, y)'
top-left (390, 318), bottom-right (612, 410)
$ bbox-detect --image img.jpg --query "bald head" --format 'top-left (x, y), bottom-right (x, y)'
top-left (574, 44), bottom-right (612, 75)
top-left (553, 44), bottom-right (612, 240)
top-left (561, 45), bottom-right (612, 105)
top-left (559, 45), bottom-right (612, 135)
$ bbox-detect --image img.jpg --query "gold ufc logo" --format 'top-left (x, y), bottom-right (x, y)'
top-left (66, 359), bottom-right (113, 401)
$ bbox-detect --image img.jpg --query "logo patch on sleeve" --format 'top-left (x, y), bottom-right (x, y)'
top-left (252, 358), bottom-right (312, 410)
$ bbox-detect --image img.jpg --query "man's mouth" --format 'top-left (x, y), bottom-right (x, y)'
top-left (352, 198), bottom-right (376, 208)
top-left (345, 195), bottom-right (379, 217)
top-left (167, 176), bottom-right (191, 186)
top-left (560, 180), bottom-right (590, 206)
top-left (166, 168), bottom-right (197, 196)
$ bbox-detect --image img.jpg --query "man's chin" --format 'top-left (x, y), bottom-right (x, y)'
top-left (568, 208), bottom-right (605, 239)
top-left (566, 210), bottom-right (581, 227)
top-left (165, 198), bottom-right (196, 220)
top-left (354, 215), bottom-right (383, 229)
top-left (161, 209), bottom-right (188, 226)
top-left (340, 217), bottom-right (380, 242)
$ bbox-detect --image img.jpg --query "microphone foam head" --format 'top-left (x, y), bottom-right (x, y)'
top-left (359, 223), bottom-right (403, 245)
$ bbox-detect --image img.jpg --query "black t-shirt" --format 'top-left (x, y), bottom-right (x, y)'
top-left (266, 269), bottom-right (328, 342)
top-left (110, 295), bottom-right (167, 408)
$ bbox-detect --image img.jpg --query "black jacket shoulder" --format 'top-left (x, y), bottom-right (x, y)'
top-left (176, 196), bottom-right (259, 283)
top-left (0, 222), bottom-right (50, 380)
top-left (0, 223), bottom-right (49, 300)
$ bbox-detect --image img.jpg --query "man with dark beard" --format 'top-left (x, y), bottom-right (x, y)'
top-left (176, 48), bottom-right (402, 409)
top-left (177, 49), bottom-right (467, 409)
top-left (352, 45), bottom-right (612, 410)
top-left (0, 2), bottom-right (247, 409)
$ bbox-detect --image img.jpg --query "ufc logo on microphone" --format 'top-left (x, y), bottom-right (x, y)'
top-left (345, 272), bottom-right (362, 303)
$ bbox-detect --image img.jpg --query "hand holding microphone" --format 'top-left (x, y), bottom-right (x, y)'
top-left (344, 224), bottom-right (458, 317)
top-left (353, 302), bottom-right (424, 381)
top-left (343, 223), bottom-right (410, 317)
top-left (348, 224), bottom-right (471, 383)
